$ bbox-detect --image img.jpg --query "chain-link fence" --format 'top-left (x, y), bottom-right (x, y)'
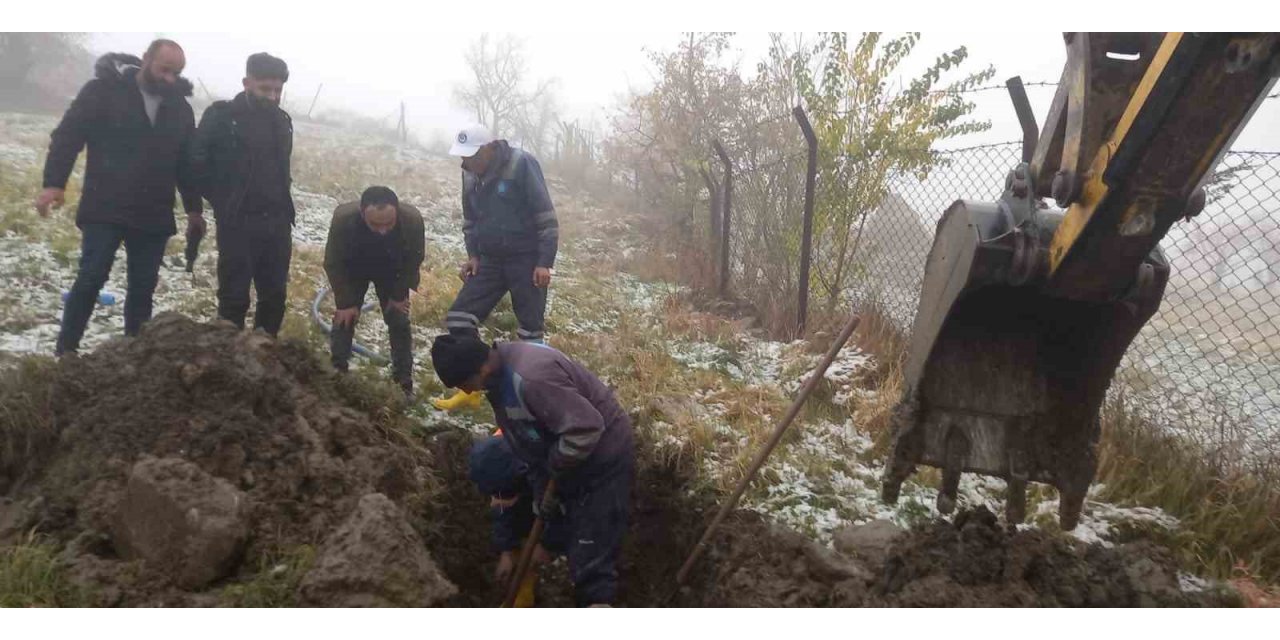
top-left (849, 142), bottom-right (1280, 470)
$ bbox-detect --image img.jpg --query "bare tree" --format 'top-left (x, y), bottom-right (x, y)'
top-left (453, 34), bottom-right (555, 145)
top-left (511, 87), bottom-right (559, 156)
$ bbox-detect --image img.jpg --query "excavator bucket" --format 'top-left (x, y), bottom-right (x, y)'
top-left (881, 32), bottom-right (1279, 529)
top-left (880, 195), bottom-right (1167, 529)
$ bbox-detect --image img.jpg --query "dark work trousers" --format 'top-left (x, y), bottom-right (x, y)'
top-left (329, 278), bottom-right (414, 390)
top-left (445, 253), bottom-right (547, 342)
top-left (216, 213), bottom-right (293, 337)
top-left (56, 222), bottom-right (170, 355)
top-left (531, 456), bottom-right (633, 607)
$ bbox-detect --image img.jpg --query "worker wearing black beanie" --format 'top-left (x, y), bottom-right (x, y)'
top-left (430, 334), bottom-right (492, 390)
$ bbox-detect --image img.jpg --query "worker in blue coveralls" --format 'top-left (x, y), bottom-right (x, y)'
top-left (435, 334), bottom-right (632, 607)
top-left (468, 433), bottom-right (570, 607)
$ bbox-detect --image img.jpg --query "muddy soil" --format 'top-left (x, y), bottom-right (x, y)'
top-left (422, 431), bottom-right (1237, 607)
top-left (0, 312), bottom-right (1237, 607)
top-left (1, 314), bottom-right (442, 605)
top-left (656, 506), bottom-right (1239, 607)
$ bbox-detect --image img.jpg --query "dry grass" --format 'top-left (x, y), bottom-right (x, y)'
top-left (1096, 390), bottom-right (1280, 584)
top-left (0, 357), bottom-right (58, 492)
top-left (841, 302), bottom-right (908, 450)
top-left (0, 532), bottom-right (88, 607)
top-left (621, 231), bottom-right (719, 294)
top-left (217, 543), bottom-right (316, 607)
top-left (289, 129), bottom-right (443, 204)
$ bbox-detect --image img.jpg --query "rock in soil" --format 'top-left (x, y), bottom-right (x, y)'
top-left (111, 456), bottom-right (249, 589)
top-left (1, 313), bottom-right (439, 606)
top-left (300, 493), bottom-right (457, 607)
top-left (832, 518), bottom-right (906, 569)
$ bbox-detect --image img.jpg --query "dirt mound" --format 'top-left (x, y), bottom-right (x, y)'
top-left (668, 506), bottom-right (1238, 607)
top-left (867, 507), bottom-right (1227, 607)
top-left (1, 313), bottom-right (448, 606)
top-left (412, 430), bottom-right (1237, 608)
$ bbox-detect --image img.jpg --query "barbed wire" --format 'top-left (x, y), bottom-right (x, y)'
top-left (733, 151), bottom-right (808, 176)
top-left (740, 111), bottom-right (795, 129)
top-left (690, 80), bottom-right (1276, 153)
top-left (935, 140), bottom-right (1023, 153)
top-left (1229, 149), bottom-right (1280, 157)
top-left (930, 81), bottom-right (1060, 95)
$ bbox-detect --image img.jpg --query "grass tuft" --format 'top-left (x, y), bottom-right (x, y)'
top-left (0, 532), bottom-right (89, 607)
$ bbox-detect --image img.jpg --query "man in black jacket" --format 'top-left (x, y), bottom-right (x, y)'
top-left (191, 52), bottom-right (295, 337)
top-left (36, 40), bottom-right (203, 356)
top-left (324, 187), bottom-right (425, 396)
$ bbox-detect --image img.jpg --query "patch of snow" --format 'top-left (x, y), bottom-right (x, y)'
top-left (1178, 572), bottom-right (1210, 593)
top-left (1031, 492), bottom-right (1180, 548)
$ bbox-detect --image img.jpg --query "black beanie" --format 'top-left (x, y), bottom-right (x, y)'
top-left (246, 52), bottom-right (289, 82)
top-left (431, 334), bottom-right (491, 388)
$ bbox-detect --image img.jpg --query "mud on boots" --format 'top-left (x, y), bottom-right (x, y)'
top-left (434, 335), bottom-right (634, 607)
top-left (40, 40), bottom-right (204, 357)
top-left (433, 123), bottom-right (558, 412)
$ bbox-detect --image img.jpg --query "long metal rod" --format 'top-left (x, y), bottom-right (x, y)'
top-left (500, 479), bottom-right (557, 607)
top-left (794, 106), bottom-right (818, 335)
top-left (307, 83), bottom-right (324, 119)
top-left (673, 313), bottom-right (861, 587)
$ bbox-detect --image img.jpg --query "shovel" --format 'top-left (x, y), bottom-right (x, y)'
top-left (500, 479), bottom-right (557, 608)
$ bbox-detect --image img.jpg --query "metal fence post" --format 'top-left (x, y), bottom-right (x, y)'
top-left (700, 167), bottom-right (721, 273)
top-left (794, 106), bottom-right (818, 334)
top-left (713, 140), bottom-right (733, 297)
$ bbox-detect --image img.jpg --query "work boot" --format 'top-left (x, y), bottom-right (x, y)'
top-left (432, 389), bottom-right (484, 412)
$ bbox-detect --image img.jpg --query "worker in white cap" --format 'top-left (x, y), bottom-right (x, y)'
top-left (433, 123), bottom-right (559, 412)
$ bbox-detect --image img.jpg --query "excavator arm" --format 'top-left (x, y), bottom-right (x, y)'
top-left (1045, 33), bottom-right (1278, 300)
top-left (881, 32), bottom-right (1279, 529)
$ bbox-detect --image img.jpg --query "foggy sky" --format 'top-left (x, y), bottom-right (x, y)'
top-left (90, 32), bottom-right (1280, 152)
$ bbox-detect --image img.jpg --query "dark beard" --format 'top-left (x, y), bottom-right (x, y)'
top-left (247, 93), bottom-right (277, 109)
top-left (141, 68), bottom-right (184, 99)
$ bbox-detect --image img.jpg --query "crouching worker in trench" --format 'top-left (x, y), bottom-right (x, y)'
top-left (324, 186), bottom-right (425, 397)
top-left (469, 433), bottom-right (571, 607)
top-left (432, 334), bottom-right (633, 607)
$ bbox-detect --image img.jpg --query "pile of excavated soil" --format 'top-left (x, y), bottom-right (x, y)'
top-left (665, 506), bottom-right (1239, 607)
top-left (422, 433), bottom-right (1238, 608)
top-left (0, 313), bottom-right (452, 606)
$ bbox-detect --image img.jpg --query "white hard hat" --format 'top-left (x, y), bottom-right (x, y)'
top-left (448, 122), bottom-right (494, 157)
